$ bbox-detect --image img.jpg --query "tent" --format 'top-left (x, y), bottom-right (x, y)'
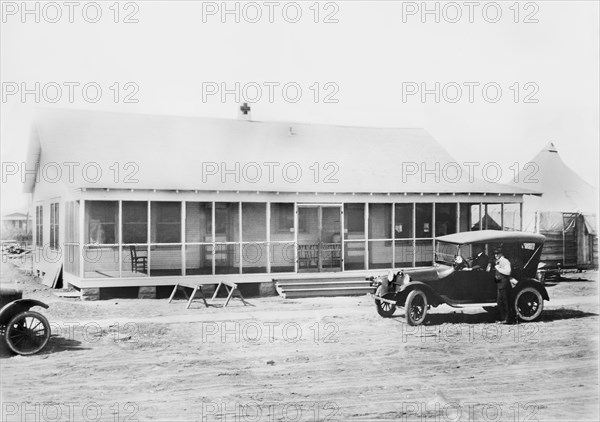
top-left (510, 142), bottom-right (598, 268)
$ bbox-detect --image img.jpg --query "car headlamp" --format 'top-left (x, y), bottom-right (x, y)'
top-left (386, 270), bottom-right (394, 282)
top-left (402, 273), bottom-right (410, 285)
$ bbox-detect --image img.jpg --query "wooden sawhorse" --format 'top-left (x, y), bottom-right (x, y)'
top-left (168, 281), bottom-right (209, 309)
top-left (211, 280), bottom-right (250, 307)
top-left (168, 280), bottom-right (251, 309)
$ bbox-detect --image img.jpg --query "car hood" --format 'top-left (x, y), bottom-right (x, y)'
top-left (403, 264), bottom-right (454, 282)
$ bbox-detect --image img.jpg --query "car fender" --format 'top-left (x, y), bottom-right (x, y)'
top-left (0, 299), bottom-right (49, 325)
top-left (398, 281), bottom-right (445, 307)
top-left (513, 279), bottom-right (549, 301)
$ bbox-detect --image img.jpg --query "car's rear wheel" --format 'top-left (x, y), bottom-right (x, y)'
top-left (375, 289), bottom-right (396, 318)
top-left (405, 289), bottom-right (428, 326)
top-left (514, 287), bottom-right (544, 322)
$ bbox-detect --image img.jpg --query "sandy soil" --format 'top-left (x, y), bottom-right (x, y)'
top-left (0, 261), bottom-right (598, 422)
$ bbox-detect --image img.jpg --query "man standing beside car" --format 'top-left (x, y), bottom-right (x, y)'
top-left (494, 248), bottom-right (514, 323)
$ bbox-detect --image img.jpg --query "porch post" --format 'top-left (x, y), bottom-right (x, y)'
top-left (147, 201), bottom-right (151, 277)
top-left (412, 202), bottom-right (416, 267)
top-left (266, 202), bottom-right (271, 273)
top-left (340, 204), bottom-right (345, 271)
top-left (479, 202), bottom-right (483, 230)
top-left (181, 201), bottom-right (186, 276)
top-left (238, 202), bottom-right (242, 275)
top-left (294, 203), bottom-right (298, 273)
top-left (391, 202), bottom-right (396, 268)
top-left (364, 203), bottom-right (369, 270)
top-left (456, 202), bottom-right (460, 232)
top-left (118, 200), bottom-right (123, 278)
top-left (78, 199), bottom-right (85, 279)
top-left (212, 201), bottom-right (216, 275)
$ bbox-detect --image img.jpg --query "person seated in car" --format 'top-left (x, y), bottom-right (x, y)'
top-left (470, 244), bottom-right (490, 271)
top-left (462, 244), bottom-right (489, 271)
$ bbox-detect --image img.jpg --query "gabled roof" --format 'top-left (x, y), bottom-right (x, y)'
top-left (438, 230), bottom-right (545, 244)
top-left (511, 142), bottom-right (597, 213)
top-left (1, 212), bottom-right (29, 220)
top-left (24, 108), bottom-right (538, 196)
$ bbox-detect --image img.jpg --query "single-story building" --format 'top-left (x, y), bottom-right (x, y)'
top-left (24, 108), bottom-right (538, 299)
top-left (1, 212), bottom-right (31, 237)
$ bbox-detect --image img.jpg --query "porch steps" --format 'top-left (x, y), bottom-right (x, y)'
top-left (274, 276), bottom-right (374, 299)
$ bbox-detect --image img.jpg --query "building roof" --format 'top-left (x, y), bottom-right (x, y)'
top-left (1, 212), bottom-right (30, 221)
top-left (24, 108), bottom-right (539, 196)
top-left (437, 230), bottom-right (545, 244)
top-left (510, 142), bottom-right (597, 213)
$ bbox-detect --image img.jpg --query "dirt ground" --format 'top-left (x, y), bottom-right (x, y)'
top-left (1, 261), bottom-right (598, 422)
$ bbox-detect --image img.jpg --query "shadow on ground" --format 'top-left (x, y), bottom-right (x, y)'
top-left (388, 307), bottom-right (597, 326)
top-left (0, 336), bottom-right (88, 358)
top-left (540, 308), bottom-right (598, 322)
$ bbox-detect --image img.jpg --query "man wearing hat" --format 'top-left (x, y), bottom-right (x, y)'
top-left (494, 247), bottom-right (514, 323)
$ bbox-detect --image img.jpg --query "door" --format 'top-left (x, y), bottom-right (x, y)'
top-left (297, 205), bottom-right (342, 272)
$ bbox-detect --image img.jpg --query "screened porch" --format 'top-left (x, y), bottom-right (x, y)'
top-left (60, 199), bottom-right (523, 280)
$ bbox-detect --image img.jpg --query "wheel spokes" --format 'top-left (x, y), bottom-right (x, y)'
top-left (8, 317), bottom-right (48, 352)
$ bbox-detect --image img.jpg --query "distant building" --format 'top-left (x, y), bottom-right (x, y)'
top-left (1, 212), bottom-right (31, 239)
top-left (24, 108), bottom-right (538, 298)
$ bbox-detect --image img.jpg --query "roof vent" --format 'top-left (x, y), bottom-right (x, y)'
top-left (239, 103), bottom-right (251, 121)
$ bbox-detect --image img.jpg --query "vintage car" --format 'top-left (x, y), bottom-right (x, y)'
top-left (371, 230), bottom-right (549, 325)
top-left (0, 284), bottom-right (50, 355)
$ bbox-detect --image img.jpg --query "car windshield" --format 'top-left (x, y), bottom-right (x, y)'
top-left (435, 241), bottom-right (459, 265)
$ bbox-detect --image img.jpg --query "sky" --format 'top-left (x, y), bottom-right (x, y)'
top-left (1, 0), bottom-right (598, 215)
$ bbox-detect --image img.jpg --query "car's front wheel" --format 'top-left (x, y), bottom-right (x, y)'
top-left (405, 289), bottom-right (428, 326)
top-left (375, 288), bottom-right (396, 318)
top-left (514, 287), bottom-right (544, 322)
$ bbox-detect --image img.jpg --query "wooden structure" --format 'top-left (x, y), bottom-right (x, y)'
top-left (168, 280), bottom-right (248, 308)
top-left (23, 108), bottom-right (538, 297)
top-left (536, 212), bottom-right (597, 269)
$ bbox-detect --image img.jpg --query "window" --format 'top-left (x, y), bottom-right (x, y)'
top-left (242, 203), bottom-right (266, 242)
top-left (415, 203), bottom-right (433, 238)
top-left (123, 202), bottom-right (148, 243)
top-left (469, 204), bottom-right (481, 231)
top-left (215, 202), bottom-right (239, 242)
top-left (185, 202), bottom-right (212, 243)
top-left (151, 202), bottom-right (181, 243)
top-left (394, 204), bottom-right (413, 239)
top-left (50, 202), bottom-right (59, 250)
top-left (85, 201), bottom-right (117, 244)
top-left (502, 203), bottom-right (521, 231)
top-left (483, 204), bottom-right (502, 230)
top-left (435, 203), bottom-right (457, 236)
top-left (344, 203), bottom-right (365, 239)
top-left (35, 205), bottom-right (43, 247)
top-left (368, 204), bottom-right (392, 239)
top-left (275, 203), bottom-right (294, 233)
